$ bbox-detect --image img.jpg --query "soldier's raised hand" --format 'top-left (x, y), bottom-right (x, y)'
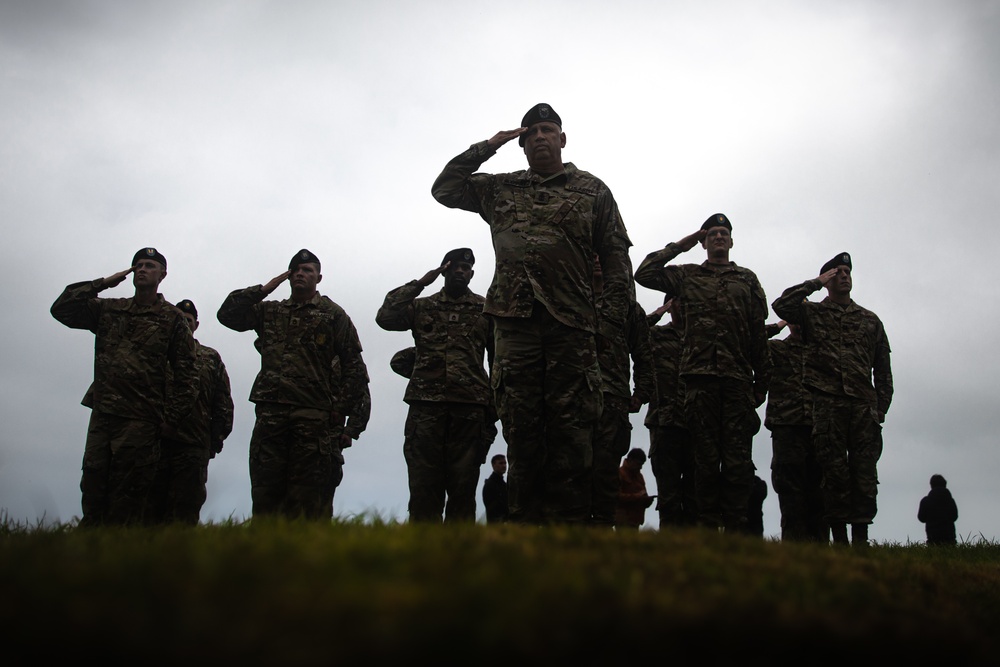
top-left (100, 267), bottom-right (134, 289)
top-left (416, 262), bottom-right (449, 287)
top-left (486, 128), bottom-right (527, 150)
top-left (677, 229), bottom-right (708, 252)
top-left (262, 270), bottom-right (291, 295)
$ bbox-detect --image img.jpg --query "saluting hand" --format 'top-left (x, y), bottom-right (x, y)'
top-left (100, 267), bottom-right (134, 289)
top-left (416, 262), bottom-right (449, 287)
top-left (676, 229), bottom-right (707, 252)
top-left (262, 270), bottom-right (291, 295)
top-left (817, 268), bottom-right (840, 286)
top-left (486, 128), bottom-right (527, 149)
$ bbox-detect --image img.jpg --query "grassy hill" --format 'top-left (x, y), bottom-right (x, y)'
top-left (2, 515), bottom-right (997, 665)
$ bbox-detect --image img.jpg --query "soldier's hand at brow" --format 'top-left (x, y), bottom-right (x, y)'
top-left (416, 263), bottom-right (448, 287)
top-left (101, 267), bottom-right (134, 289)
top-left (338, 433), bottom-right (353, 449)
top-left (677, 230), bottom-right (707, 252)
top-left (817, 268), bottom-right (839, 286)
top-left (262, 271), bottom-right (291, 294)
top-left (486, 128), bottom-right (527, 149)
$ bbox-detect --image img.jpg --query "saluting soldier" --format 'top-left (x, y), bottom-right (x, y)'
top-left (218, 249), bottom-right (370, 520)
top-left (772, 252), bottom-right (892, 547)
top-left (51, 247), bottom-right (198, 526)
top-left (376, 248), bottom-right (496, 523)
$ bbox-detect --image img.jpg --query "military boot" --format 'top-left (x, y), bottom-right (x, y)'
top-left (830, 523), bottom-right (849, 545)
top-left (852, 523), bottom-right (869, 548)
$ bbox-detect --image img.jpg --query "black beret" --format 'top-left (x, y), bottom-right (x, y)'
top-left (176, 299), bottom-right (197, 319)
top-left (389, 347), bottom-right (416, 379)
top-left (441, 248), bottom-right (475, 267)
top-left (700, 213), bottom-right (732, 232)
top-left (289, 249), bottom-right (321, 271)
top-left (820, 252), bottom-right (852, 274)
top-left (132, 247), bottom-right (167, 269)
top-left (519, 103), bottom-right (562, 146)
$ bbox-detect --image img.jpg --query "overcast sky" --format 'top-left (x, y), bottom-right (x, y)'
top-left (2, 0), bottom-right (997, 543)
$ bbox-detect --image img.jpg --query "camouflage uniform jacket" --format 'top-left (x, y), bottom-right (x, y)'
top-left (643, 312), bottom-right (685, 428)
top-left (764, 336), bottom-right (811, 429)
top-left (376, 281), bottom-right (493, 406)
top-left (597, 297), bottom-right (654, 405)
top-left (51, 280), bottom-right (198, 426)
top-left (431, 140), bottom-right (634, 333)
top-left (170, 340), bottom-right (235, 449)
top-left (217, 286), bottom-right (370, 439)
top-left (772, 280), bottom-right (893, 416)
top-left (634, 243), bottom-right (771, 393)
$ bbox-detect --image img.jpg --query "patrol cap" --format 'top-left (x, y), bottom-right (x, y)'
top-left (519, 103), bottom-right (562, 146)
top-left (176, 299), bottom-right (197, 319)
top-left (132, 247), bottom-right (167, 269)
top-left (289, 249), bottom-right (321, 271)
top-left (441, 248), bottom-right (475, 267)
top-left (820, 252), bottom-right (852, 274)
top-left (700, 213), bottom-right (732, 233)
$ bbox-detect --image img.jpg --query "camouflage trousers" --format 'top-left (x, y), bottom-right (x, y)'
top-left (147, 439), bottom-right (211, 526)
top-left (769, 425), bottom-right (826, 542)
top-left (648, 423), bottom-right (697, 527)
top-left (403, 401), bottom-right (490, 523)
top-left (492, 306), bottom-right (601, 525)
top-left (590, 394), bottom-right (632, 527)
top-left (683, 376), bottom-right (760, 532)
top-left (249, 403), bottom-right (343, 520)
top-left (811, 393), bottom-right (883, 524)
top-left (79, 411), bottom-right (161, 527)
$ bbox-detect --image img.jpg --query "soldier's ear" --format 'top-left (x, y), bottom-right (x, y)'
top-left (317, 273), bottom-right (323, 284)
top-left (159, 269), bottom-right (167, 283)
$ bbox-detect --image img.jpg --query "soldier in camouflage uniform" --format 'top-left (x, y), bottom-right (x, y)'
top-left (147, 299), bottom-right (234, 525)
top-left (591, 256), bottom-right (654, 527)
top-left (645, 295), bottom-right (697, 528)
top-left (217, 249), bottom-right (370, 520)
top-left (375, 248), bottom-right (496, 523)
top-left (432, 103), bottom-right (634, 524)
top-left (634, 215), bottom-right (771, 533)
top-left (765, 320), bottom-right (826, 542)
top-left (51, 247), bottom-right (198, 526)
top-left (772, 252), bottom-right (892, 547)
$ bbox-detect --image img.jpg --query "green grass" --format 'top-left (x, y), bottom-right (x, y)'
top-left (2, 513), bottom-right (998, 665)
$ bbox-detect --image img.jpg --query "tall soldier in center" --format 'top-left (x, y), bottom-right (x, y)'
top-left (635, 215), bottom-right (771, 533)
top-left (432, 104), bottom-right (634, 524)
top-left (376, 248), bottom-right (496, 523)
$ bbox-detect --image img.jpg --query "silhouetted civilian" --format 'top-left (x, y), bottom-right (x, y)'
top-left (918, 474), bottom-right (958, 545)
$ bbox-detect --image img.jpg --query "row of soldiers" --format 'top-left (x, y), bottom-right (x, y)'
top-left (50, 102), bottom-right (893, 544)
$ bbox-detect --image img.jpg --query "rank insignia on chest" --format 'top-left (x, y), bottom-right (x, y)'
top-left (534, 192), bottom-right (550, 204)
top-left (315, 333), bottom-right (326, 345)
top-left (448, 314), bottom-right (460, 322)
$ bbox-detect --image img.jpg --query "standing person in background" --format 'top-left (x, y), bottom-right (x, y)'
top-left (634, 214), bottom-right (771, 534)
top-left (747, 474), bottom-right (768, 537)
top-left (773, 252), bottom-right (893, 547)
top-left (51, 247), bottom-right (198, 527)
top-left (482, 454), bottom-right (509, 524)
top-left (218, 249), bottom-right (370, 520)
top-left (765, 320), bottom-right (826, 542)
top-left (376, 248), bottom-right (495, 523)
top-left (147, 299), bottom-right (234, 525)
top-left (918, 474), bottom-right (958, 546)
top-left (590, 255), bottom-right (654, 527)
top-left (615, 448), bottom-right (655, 530)
top-left (432, 103), bottom-right (634, 525)
top-left (645, 295), bottom-right (696, 528)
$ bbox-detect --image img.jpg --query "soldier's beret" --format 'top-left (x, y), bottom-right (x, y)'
top-left (518, 103), bottom-right (562, 146)
top-left (820, 252), bottom-right (852, 274)
top-left (441, 248), bottom-right (475, 267)
top-left (132, 247), bottom-right (167, 269)
top-left (176, 299), bottom-right (197, 319)
top-left (700, 213), bottom-right (732, 232)
top-left (289, 249), bottom-right (321, 271)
